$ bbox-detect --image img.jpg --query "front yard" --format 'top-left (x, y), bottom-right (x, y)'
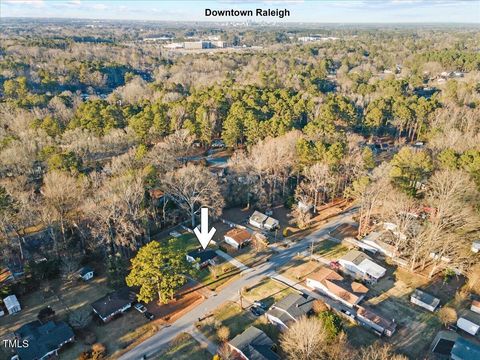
top-left (197, 301), bottom-right (280, 345)
top-left (314, 239), bottom-right (350, 260)
top-left (152, 333), bottom-right (211, 360)
top-left (242, 277), bottom-right (298, 308)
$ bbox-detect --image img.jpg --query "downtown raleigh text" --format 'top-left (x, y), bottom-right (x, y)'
top-left (205, 8), bottom-right (290, 19)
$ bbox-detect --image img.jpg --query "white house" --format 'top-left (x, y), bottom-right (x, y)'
top-left (338, 250), bottom-right (386, 282)
top-left (78, 266), bottom-right (94, 281)
top-left (457, 311), bottom-right (480, 336)
top-left (305, 267), bottom-right (368, 308)
top-left (4, 295), bottom-right (21, 314)
top-left (249, 211), bottom-right (279, 230)
top-left (224, 228), bottom-right (252, 250)
top-left (264, 217), bottom-right (279, 230)
top-left (410, 289), bottom-right (440, 312)
top-left (249, 211), bottom-right (268, 228)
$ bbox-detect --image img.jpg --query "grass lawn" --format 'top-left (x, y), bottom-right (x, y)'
top-left (197, 262), bottom-right (240, 291)
top-left (0, 276), bottom-right (111, 339)
top-left (314, 240), bottom-right (349, 260)
top-left (198, 302), bottom-right (280, 345)
top-left (153, 333), bottom-right (211, 360)
top-left (61, 311), bottom-right (157, 360)
top-left (162, 233), bottom-right (200, 253)
top-left (279, 258), bottom-right (325, 282)
top-left (242, 277), bottom-right (298, 308)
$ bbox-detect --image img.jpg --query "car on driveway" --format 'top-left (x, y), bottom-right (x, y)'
top-left (250, 306), bottom-right (265, 316)
top-left (144, 311), bottom-right (155, 320)
top-left (253, 301), bottom-right (268, 310)
top-left (134, 303), bottom-right (147, 313)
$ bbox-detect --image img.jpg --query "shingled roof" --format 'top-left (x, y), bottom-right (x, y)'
top-left (15, 321), bottom-right (74, 360)
top-left (230, 326), bottom-right (279, 360)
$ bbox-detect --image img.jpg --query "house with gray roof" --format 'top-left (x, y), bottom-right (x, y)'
top-left (228, 326), bottom-right (279, 360)
top-left (451, 337), bottom-right (480, 360)
top-left (410, 289), bottom-right (440, 312)
top-left (265, 293), bottom-right (314, 330)
top-left (14, 320), bottom-right (74, 360)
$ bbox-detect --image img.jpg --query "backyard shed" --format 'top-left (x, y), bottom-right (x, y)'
top-left (4, 294), bottom-right (21, 314)
top-left (457, 311), bottom-right (480, 336)
top-left (410, 289), bottom-right (440, 312)
top-left (471, 300), bottom-right (480, 314)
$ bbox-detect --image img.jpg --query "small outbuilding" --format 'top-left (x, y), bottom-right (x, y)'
top-left (3, 294), bottom-right (21, 314)
top-left (457, 311), bottom-right (480, 336)
top-left (471, 300), bottom-right (480, 314)
top-left (410, 289), bottom-right (440, 312)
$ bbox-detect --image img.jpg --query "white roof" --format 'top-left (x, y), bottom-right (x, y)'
top-left (3, 295), bottom-right (20, 310)
top-left (358, 258), bottom-right (386, 279)
top-left (472, 241), bottom-right (480, 251)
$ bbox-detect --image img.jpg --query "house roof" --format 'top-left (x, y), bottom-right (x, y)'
top-left (357, 306), bottom-right (396, 333)
top-left (15, 321), bottom-right (74, 360)
top-left (225, 228), bottom-right (252, 245)
top-left (451, 337), bottom-right (480, 360)
top-left (91, 288), bottom-right (135, 319)
top-left (0, 267), bottom-right (13, 285)
top-left (250, 211), bottom-right (268, 224)
top-left (230, 326), bottom-right (279, 360)
top-left (307, 268), bottom-right (368, 306)
top-left (411, 289), bottom-right (440, 307)
top-left (459, 310), bottom-right (480, 325)
top-left (267, 293), bottom-right (314, 325)
top-left (264, 217), bottom-right (279, 227)
top-left (187, 248), bottom-right (217, 263)
top-left (340, 250), bottom-right (386, 278)
top-left (3, 294), bottom-right (20, 310)
top-left (78, 266), bottom-right (93, 277)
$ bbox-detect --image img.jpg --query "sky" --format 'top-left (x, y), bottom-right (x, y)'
top-left (1, 0), bottom-right (479, 23)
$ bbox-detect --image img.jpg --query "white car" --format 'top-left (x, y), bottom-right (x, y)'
top-left (134, 303), bottom-right (147, 313)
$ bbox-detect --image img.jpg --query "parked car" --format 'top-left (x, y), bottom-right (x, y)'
top-left (134, 303), bottom-right (147, 313)
top-left (253, 301), bottom-right (268, 310)
top-left (250, 306), bottom-right (265, 316)
top-left (144, 311), bottom-right (155, 320)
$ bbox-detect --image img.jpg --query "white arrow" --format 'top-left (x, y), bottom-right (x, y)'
top-left (194, 207), bottom-right (216, 249)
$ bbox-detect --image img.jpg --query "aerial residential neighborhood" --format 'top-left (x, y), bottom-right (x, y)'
top-left (0, 1), bottom-right (480, 360)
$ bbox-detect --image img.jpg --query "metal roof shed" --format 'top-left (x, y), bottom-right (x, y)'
top-left (4, 294), bottom-right (21, 314)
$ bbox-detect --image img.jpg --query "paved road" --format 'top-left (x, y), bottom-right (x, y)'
top-left (119, 207), bottom-right (358, 360)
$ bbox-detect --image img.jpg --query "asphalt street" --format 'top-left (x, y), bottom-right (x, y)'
top-left (119, 207), bottom-right (358, 360)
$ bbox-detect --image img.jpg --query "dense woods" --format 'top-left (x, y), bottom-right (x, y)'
top-left (0, 21), bottom-right (479, 354)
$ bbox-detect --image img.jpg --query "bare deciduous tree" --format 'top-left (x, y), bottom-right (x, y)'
top-left (163, 163), bottom-right (224, 227)
top-left (280, 316), bottom-right (328, 360)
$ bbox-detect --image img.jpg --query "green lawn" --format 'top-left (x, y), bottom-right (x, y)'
top-left (198, 301), bottom-right (280, 345)
top-left (242, 278), bottom-right (297, 308)
top-left (197, 262), bottom-right (240, 291)
top-left (314, 240), bottom-right (349, 260)
top-left (163, 233), bottom-right (200, 253)
top-left (153, 333), bottom-right (211, 360)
